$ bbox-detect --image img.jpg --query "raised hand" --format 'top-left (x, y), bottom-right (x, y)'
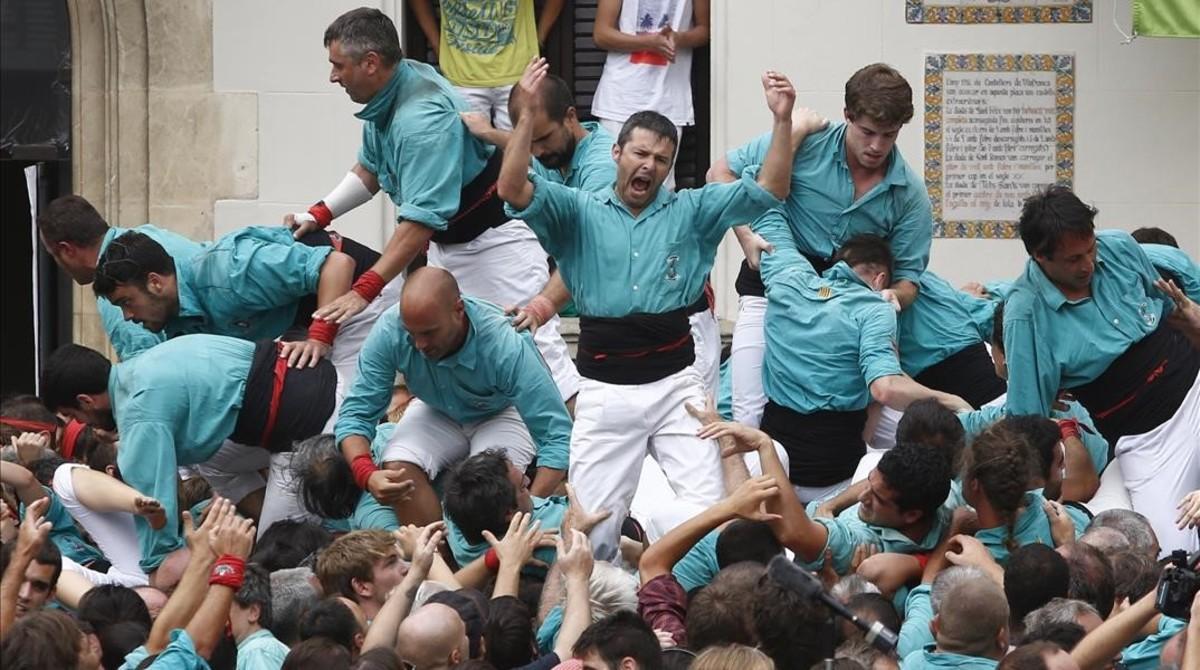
top-left (762, 70), bottom-right (797, 122)
top-left (17, 497), bottom-right (52, 555)
top-left (555, 528), bottom-right (594, 582)
top-left (1177, 490), bottom-right (1200, 530)
top-left (482, 511), bottom-right (547, 569)
top-left (11, 432), bottom-right (50, 465)
top-left (183, 496), bottom-right (230, 557)
top-left (517, 56), bottom-right (550, 98)
top-left (407, 521), bottom-right (445, 582)
top-left (719, 475), bottom-right (782, 522)
top-left (209, 508), bottom-right (255, 559)
top-left (695, 420), bottom-right (772, 457)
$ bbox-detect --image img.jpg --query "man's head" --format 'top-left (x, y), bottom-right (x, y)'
top-left (895, 398), bottom-right (966, 469)
top-left (298, 597), bottom-right (365, 653)
top-left (231, 564), bottom-right (273, 643)
top-left (858, 441), bottom-right (951, 528)
top-left (0, 394), bottom-right (61, 455)
top-left (715, 520), bottom-right (783, 568)
top-left (36, 195), bottom-right (110, 284)
top-left (396, 603), bottom-right (469, 670)
top-left (293, 434), bottom-right (361, 521)
top-left (996, 415), bottom-right (1063, 498)
top-left (269, 567), bottom-right (321, 646)
top-left (315, 530), bottom-right (405, 613)
top-left (1022, 598), bottom-right (1103, 637)
top-left (1004, 544), bottom-right (1070, 632)
top-left (40, 344), bottom-right (116, 431)
top-left (753, 570), bottom-right (827, 670)
top-left (686, 562), bottom-right (765, 650)
top-left (1130, 226), bottom-right (1178, 247)
top-left (509, 74), bottom-right (581, 170)
top-left (932, 578), bottom-right (1010, 660)
top-left (282, 636), bottom-right (352, 669)
top-left (91, 231), bottom-right (179, 332)
top-left (425, 589), bottom-right (487, 660)
top-left (77, 584), bottom-right (152, 632)
top-left (0, 609), bottom-right (102, 670)
top-left (1065, 543), bottom-right (1116, 619)
top-left (997, 642), bottom-right (1081, 670)
top-left (251, 519), bottom-right (334, 572)
top-left (834, 234), bottom-right (894, 291)
top-left (16, 541), bottom-right (62, 618)
top-left (843, 63), bottom-right (913, 172)
top-left (323, 7), bottom-right (402, 104)
top-left (400, 267), bottom-right (469, 361)
top-left (1018, 187), bottom-right (1098, 295)
top-left (1088, 509), bottom-right (1159, 561)
top-left (573, 610), bottom-right (662, 670)
top-left (613, 111), bottom-right (678, 213)
top-left (483, 595), bottom-right (532, 667)
top-left (843, 593), bottom-right (901, 645)
top-left (443, 450), bottom-right (530, 545)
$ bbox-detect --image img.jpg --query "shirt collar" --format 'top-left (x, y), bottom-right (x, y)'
top-left (824, 261), bottom-right (871, 289)
top-left (1021, 254), bottom-right (1106, 311)
top-left (165, 260), bottom-right (207, 329)
top-left (238, 629), bottom-right (274, 649)
top-left (832, 121), bottom-right (911, 188)
top-left (601, 181), bottom-right (674, 221)
top-left (355, 65), bottom-right (405, 127)
top-left (561, 121), bottom-right (604, 183)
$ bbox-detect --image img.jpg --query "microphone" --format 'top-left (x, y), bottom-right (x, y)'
top-left (767, 554), bottom-right (899, 653)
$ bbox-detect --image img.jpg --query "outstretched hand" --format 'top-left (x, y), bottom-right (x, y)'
top-left (762, 70), bottom-right (797, 122)
top-left (695, 420), bottom-right (772, 457)
top-left (719, 475), bottom-right (782, 522)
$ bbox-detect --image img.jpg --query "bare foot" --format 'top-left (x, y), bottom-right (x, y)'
top-left (135, 496), bottom-right (167, 530)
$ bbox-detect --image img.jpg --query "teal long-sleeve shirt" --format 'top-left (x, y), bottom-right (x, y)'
top-left (898, 271), bottom-right (995, 377)
top-left (98, 225), bottom-right (206, 360)
top-left (727, 122), bottom-right (932, 283)
top-left (754, 209), bottom-right (903, 414)
top-left (1141, 242), bottom-right (1200, 302)
top-left (1003, 230), bottom-right (1170, 416)
top-left (157, 226), bottom-right (330, 341)
top-left (356, 61), bottom-right (493, 230)
top-left (505, 169), bottom-right (782, 318)
top-left (334, 297), bottom-right (572, 470)
top-left (110, 335), bottom-right (254, 571)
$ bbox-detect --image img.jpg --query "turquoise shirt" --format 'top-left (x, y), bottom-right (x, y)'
top-left (235, 629), bottom-right (289, 670)
top-left (351, 423), bottom-right (401, 532)
top-left (1121, 615), bottom-right (1186, 670)
top-left (159, 226), bottom-right (330, 341)
top-left (335, 297), bottom-right (572, 470)
top-left (801, 500), bottom-right (951, 575)
top-left (111, 335), bottom-right (254, 571)
top-left (898, 585), bottom-right (935, 658)
top-left (717, 357), bottom-right (733, 420)
top-left (531, 121), bottom-right (616, 194)
top-left (20, 488), bottom-right (104, 567)
top-left (357, 61), bottom-right (492, 230)
top-left (505, 169), bottom-right (781, 317)
top-left (1004, 230), bottom-right (1170, 416)
top-left (727, 122), bottom-right (932, 283)
top-left (975, 490), bottom-right (1089, 565)
top-left (1142, 243), bottom-right (1200, 302)
top-left (901, 645), bottom-right (998, 670)
top-left (672, 530), bottom-right (721, 593)
top-left (755, 210), bottom-right (902, 413)
top-left (445, 495), bottom-right (567, 574)
top-left (958, 399), bottom-right (1110, 475)
top-left (98, 225), bottom-right (206, 360)
top-left (122, 629), bottom-right (210, 670)
top-left (898, 271), bottom-right (995, 377)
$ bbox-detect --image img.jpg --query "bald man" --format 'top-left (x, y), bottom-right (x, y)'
top-left (396, 603), bottom-right (468, 669)
top-left (334, 267), bottom-right (573, 528)
top-left (904, 579), bottom-right (1010, 669)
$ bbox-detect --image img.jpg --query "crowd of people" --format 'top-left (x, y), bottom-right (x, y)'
top-left (2, 3), bottom-right (1199, 669)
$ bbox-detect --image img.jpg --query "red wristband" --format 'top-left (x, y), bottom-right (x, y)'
top-left (307, 318), bottom-right (339, 347)
top-left (351, 453), bottom-right (378, 491)
top-left (914, 552), bottom-right (931, 570)
top-left (351, 270), bottom-right (386, 303)
top-left (1057, 418), bottom-right (1081, 441)
top-left (524, 295), bottom-right (556, 325)
top-left (308, 202), bottom-right (334, 229)
top-left (209, 555), bottom-right (246, 590)
top-left (484, 547), bottom-right (501, 573)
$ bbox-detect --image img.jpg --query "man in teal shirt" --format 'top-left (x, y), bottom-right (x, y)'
top-left (900, 579), bottom-right (1009, 669)
top-left (1131, 226), bottom-right (1200, 302)
top-left (287, 8), bottom-right (578, 404)
top-left (497, 64), bottom-right (799, 560)
top-left (335, 267), bottom-right (572, 530)
top-left (40, 335), bottom-right (337, 574)
top-left (1003, 187), bottom-right (1199, 554)
top-left (713, 63), bottom-right (933, 428)
top-left (37, 195), bottom-right (206, 361)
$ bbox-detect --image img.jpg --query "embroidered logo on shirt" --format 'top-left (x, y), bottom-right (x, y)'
top-left (665, 255), bottom-right (680, 281)
top-left (1137, 301), bottom-right (1158, 327)
top-left (817, 286), bottom-right (834, 300)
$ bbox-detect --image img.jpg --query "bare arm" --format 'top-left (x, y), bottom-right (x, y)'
top-left (537, 0), bottom-right (565, 45)
top-left (870, 374), bottom-right (971, 413)
top-left (592, 0), bottom-right (657, 52)
top-left (673, 0), bottom-right (709, 49)
top-left (814, 481), bottom-right (868, 519)
top-left (0, 461), bottom-right (48, 507)
top-left (552, 530), bottom-right (594, 660)
top-left (755, 72), bottom-right (796, 201)
top-left (407, 0), bottom-right (440, 53)
top-left (145, 499), bottom-right (229, 654)
top-left (495, 62), bottom-right (543, 210)
top-left (1071, 590), bottom-right (1159, 670)
top-left (185, 512), bottom-right (255, 659)
top-left (364, 524), bottom-right (442, 652)
top-left (0, 499), bottom-right (50, 637)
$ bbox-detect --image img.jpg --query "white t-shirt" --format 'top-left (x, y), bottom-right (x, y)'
top-left (590, 0), bottom-right (696, 126)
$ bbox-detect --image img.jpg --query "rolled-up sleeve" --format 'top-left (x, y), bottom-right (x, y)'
top-left (682, 167), bottom-right (784, 246)
top-left (637, 574), bottom-right (689, 648)
top-left (890, 187), bottom-right (933, 283)
top-left (857, 305), bottom-right (903, 386)
top-left (396, 129), bottom-right (468, 231)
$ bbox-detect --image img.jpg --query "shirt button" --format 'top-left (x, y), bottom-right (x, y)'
top-left (633, 251), bottom-right (639, 257)
top-left (633, 285), bottom-right (639, 291)
top-left (1113, 318), bottom-right (1120, 325)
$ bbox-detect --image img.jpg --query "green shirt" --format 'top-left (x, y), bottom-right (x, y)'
top-left (160, 226), bottom-right (330, 341)
top-left (335, 297), bottom-right (572, 470)
top-left (1121, 615), bottom-right (1186, 670)
top-left (20, 488), bottom-right (104, 567)
top-left (801, 500), bottom-right (951, 575)
top-left (901, 645), bottom-right (998, 670)
top-left (727, 122), bottom-right (932, 283)
top-left (98, 226), bottom-right (206, 360)
top-left (1004, 230), bottom-right (1170, 416)
top-left (357, 61), bottom-right (493, 230)
top-left (898, 585), bottom-right (935, 658)
top-left (975, 490), bottom-right (1089, 565)
top-left (756, 210), bottom-right (902, 413)
top-left (505, 169), bottom-right (781, 317)
top-left (898, 271), bottom-right (995, 377)
top-left (235, 629), bottom-right (289, 670)
top-left (530, 121), bottom-right (616, 194)
top-left (111, 335), bottom-right (254, 571)
top-left (671, 530), bottom-right (721, 592)
top-left (1142, 242), bottom-right (1200, 302)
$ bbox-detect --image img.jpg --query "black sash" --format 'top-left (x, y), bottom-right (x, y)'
top-left (759, 400), bottom-right (867, 487)
top-left (913, 342), bottom-right (1007, 409)
top-left (230, 341), bottom-right (337, 452)
top-left (577, 309), bottom-right (695, 385)
top-left (736, 253), bottom-right (836, 298)
top-left (1070, 322), bottom-right (1199, 444)
top-left (686, 280), bottom-right (712, 315)
top-left (430, 149), bottom-right (508, 245)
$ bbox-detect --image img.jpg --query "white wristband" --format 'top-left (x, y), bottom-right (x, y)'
top-left (322, 171), bottom-right (374, 218)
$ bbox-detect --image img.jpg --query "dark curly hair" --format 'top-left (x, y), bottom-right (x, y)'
top-left (876, 441), bottom-right (952, 519)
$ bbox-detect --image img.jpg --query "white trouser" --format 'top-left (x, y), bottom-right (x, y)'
top-left (429, 221), bottom-right (580, 402)
top-left (455, 84), bottom-right (515, 130)
top-left (731, 295), bottom-right (768, 427)
top-left (51, 464), bottom-right (148, 587)
top-left (570, 366), bottom-right (725, 561)
top-left (599, 118), bottom-right (685, 191)
top-left (1086, 458), bottom-right (1133, 514)
top-left (60, 555), bottom-right (146, 588)
top-left (331, 274), bottom-right (404, 410)
top-left (380, 400), bottom-right (536, 481)
top-left (1114, 371), bottom-right (1200, 553)
top-left (794, 479), bottom-right (853, 506)
top-left (689, 308), bottom-right (721, 396)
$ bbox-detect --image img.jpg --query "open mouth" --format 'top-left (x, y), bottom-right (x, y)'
top-left (630, 175), bottom-right (652, 196)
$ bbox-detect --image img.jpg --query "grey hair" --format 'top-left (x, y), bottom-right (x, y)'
top-left (585, 561), bottom-right (639, 622)
top-left (1078, 526), bottom-right (1131, 554)
top-left (931, 566), bottom-right (987, 614)
top-left (1089, 509), bottom-right (1159, 560)
top-left (1022, 597), bottom-right (1102, 632)
top-left (323, 7), bottom-right (402, 66)
top-left (831, 574), bottom-right (881, 602)
top-left (269, 567), bottom-right (321, 646)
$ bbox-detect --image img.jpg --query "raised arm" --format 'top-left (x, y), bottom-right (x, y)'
top-left (145, 498), bottom-right (228, 654)
top-left (552, 529), bottom-right (594, 660)
top-left (496, 60), bottom-right (546, 211)
top-left (755, 72), bottom-right (796, 201)
top-left (0, 499), bottom-right (51, 637)
top-left (184, 509), bottom-right (255, 659)
top-left (363, 522), bottom-right (443, 652)
top-left (0, 461), bottom-right (48, 507)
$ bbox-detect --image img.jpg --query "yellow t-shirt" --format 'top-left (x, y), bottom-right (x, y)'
top-left (439, 0), bottom-right (538, 88)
